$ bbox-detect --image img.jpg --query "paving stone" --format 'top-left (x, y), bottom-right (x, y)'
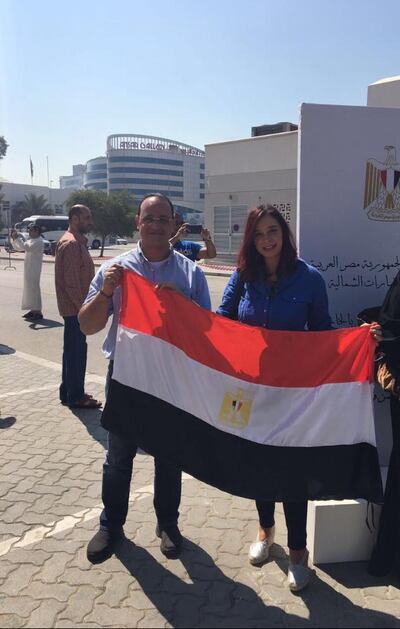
top-left (1, 564), bottom-right (41, 595)
top-left (137, 610), bottom-right (169, 628)
top-left (38, 553), bottom-right (73, 583)
top-left (96, 573), bottom-right (133, 607)
top-left (0, 596), bottom-right (41, 617)
top-left (61, 567), bottom-right (111, 588)
top-left (20, 580), bottom-right (76, 602)
top-left (24, 599), bottom-right (66, 628)
top-left (85, 603), bottom-right (145, 627)
top-left (364, 597), bottom-right (400, 617)
top-left (0, 613), bottom-right (26, 628)
top-left (57, 585), bottom-right (99, 624)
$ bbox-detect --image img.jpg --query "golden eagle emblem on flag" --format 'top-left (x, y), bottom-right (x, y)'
top-left (364, 146), bottom-right (400, 221)
top-left (219, 388), bottom-right (253, 429)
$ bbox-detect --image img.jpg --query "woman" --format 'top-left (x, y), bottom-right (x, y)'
top-left (217, 205), bottom-right (333, 592)
top-left (11, 224), bottom-right (44, 321)
top-left (368, 270), bottom-right (400, 578)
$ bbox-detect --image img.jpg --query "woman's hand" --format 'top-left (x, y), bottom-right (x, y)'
top-left (362, 321), bottom-right (383, 344)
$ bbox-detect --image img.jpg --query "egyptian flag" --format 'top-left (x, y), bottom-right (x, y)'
top-left (102, 271), bottom-right (383, 503)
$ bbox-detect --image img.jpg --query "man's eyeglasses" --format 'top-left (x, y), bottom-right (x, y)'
top-left (140, 216), bottom-right (172, 226)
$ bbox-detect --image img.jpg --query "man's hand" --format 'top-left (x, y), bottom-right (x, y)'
top-left (175, 223), bottom-right (189, 241)
top-left (10, 230), bottom-right (18, 240)
top-left (102, 264), bottom-right (124, 296)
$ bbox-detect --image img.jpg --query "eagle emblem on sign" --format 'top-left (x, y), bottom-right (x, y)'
top-left (364, 146), bottom-right (400, 221)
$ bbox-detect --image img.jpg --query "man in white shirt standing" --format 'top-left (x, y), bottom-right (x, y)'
top-left (11, 224), bottom-right (44, 321)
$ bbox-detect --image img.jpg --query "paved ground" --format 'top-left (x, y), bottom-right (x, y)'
top-left (1, 260), bottom-right (400, 627)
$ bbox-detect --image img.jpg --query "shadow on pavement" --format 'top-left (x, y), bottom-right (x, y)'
top-left (28, 318), bottom-right (64, 330)
top-left (0, 416), bottom-right (16, 429)
top-left (116, 538), bottom-right (400, 628)
top-left (318, 560), bottom-right (400, 589)
top-left (0, 344), bottom-right (16, 355)
top-left (70, 407), bottom-right (107, 449)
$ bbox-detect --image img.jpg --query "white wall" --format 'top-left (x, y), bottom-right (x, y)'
top-left (205, 131), bottom-right (298, 175)
top-left (205, 132), bottom-right (298, 253)
top-left (0, 182), bottom-right (70, 212)
top-left (367, 76), bottom-right (400, 108)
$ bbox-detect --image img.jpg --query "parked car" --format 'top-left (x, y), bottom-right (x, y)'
top-left (116, 237), bottom-right (128, 245)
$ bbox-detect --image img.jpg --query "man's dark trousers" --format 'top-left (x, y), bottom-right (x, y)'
top-left (60, 315), bottom-right (88, 406)
top-left (100, 359), bottom-right (182, 532)
top-left (100, 432), bottom-right (182, 532)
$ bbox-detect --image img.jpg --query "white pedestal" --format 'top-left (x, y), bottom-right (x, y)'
top-left (308, 467), bottom-right (388, 564)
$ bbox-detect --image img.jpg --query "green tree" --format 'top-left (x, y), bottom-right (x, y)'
top-left (0, 136), bottom-right (8, 160)
top-left (22, 193), bottom-right (53, 215)
top-left (11, 201), bottom-right (32, 225)
top-left (66, 189), bottom-right (136, 257)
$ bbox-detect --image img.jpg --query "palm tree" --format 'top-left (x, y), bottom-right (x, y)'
top-left (22, 193), bottom-right (53, 215)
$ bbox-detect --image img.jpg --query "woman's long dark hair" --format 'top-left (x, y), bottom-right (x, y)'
top-left (237, 205), bottom-right (297, 282)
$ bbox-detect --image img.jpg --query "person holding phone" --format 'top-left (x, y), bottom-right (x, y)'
top-left (170, 213), bottom-right (217, 262)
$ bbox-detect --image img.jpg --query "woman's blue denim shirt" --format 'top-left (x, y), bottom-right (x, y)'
top-left (216, 259), bottom-right (333, 331)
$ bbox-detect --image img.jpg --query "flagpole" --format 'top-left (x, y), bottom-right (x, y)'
top-left (30, 155), bottom-right (33, 185)
top-left (46, 156), bottom-right (50, 188)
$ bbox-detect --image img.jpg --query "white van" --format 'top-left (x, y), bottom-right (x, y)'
top-left (18, 216), bottom-right (104, 250)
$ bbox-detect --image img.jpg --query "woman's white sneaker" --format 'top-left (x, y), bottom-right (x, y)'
top-left (248, 527), bottom-right (275, 565)
top-left (288, 550), bottom-right (311, 592)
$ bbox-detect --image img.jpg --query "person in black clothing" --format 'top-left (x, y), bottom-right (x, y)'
top-left (369, 270), bottom-right (400, 578)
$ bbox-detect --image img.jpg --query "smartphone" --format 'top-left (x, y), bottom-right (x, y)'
top-left (188, 224), bottom-right (202, 234)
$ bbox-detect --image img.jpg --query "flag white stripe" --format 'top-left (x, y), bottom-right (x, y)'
top-left (114, 325), bottom-right (376, 449)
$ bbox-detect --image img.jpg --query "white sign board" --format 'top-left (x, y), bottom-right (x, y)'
top-left (298, 103), bottom-right (400, 464)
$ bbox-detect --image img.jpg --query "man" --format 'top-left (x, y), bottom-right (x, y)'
top-left (11, 224), bottom-right (44, 321)
top-left (169, 213), bottom-right (217, 262)
top-left (79, 193), bottom-right (211, 563)
top-left (55, 205), bottom-right (101, 409)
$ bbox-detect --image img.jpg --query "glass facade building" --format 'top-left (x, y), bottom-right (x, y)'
top-left (80, 134), bottom-right (205, 222)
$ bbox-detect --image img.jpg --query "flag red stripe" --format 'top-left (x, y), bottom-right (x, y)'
top-left (119, 271), bottom-right (375, 388)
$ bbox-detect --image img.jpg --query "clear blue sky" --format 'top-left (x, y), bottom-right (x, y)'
top-left (1, 0), bottom-right (400, 187)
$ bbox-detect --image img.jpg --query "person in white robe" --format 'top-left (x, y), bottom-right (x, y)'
top-left (11, 224), bottom-right (44, 320)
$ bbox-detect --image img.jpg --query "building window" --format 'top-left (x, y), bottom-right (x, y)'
top-left (87, 182), bottom-right (107, 190)
top-left (109, 178), bottom-right (183, 187)
top-left (85, 172), bottom-right (107, 180)
top-left (110, 188), bottom-right (184, 198)
top-left (109, 156), bottom-right (183, 166)
top-left (108, 167), bottom-right (183, 177)
top-left (200, 193), bottom-right (205, 199)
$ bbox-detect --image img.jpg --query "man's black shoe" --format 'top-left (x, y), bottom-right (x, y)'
top-left (87, 528), bottom-right (123, 564)
top-left (156, 524), bottom-right (183, 558)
